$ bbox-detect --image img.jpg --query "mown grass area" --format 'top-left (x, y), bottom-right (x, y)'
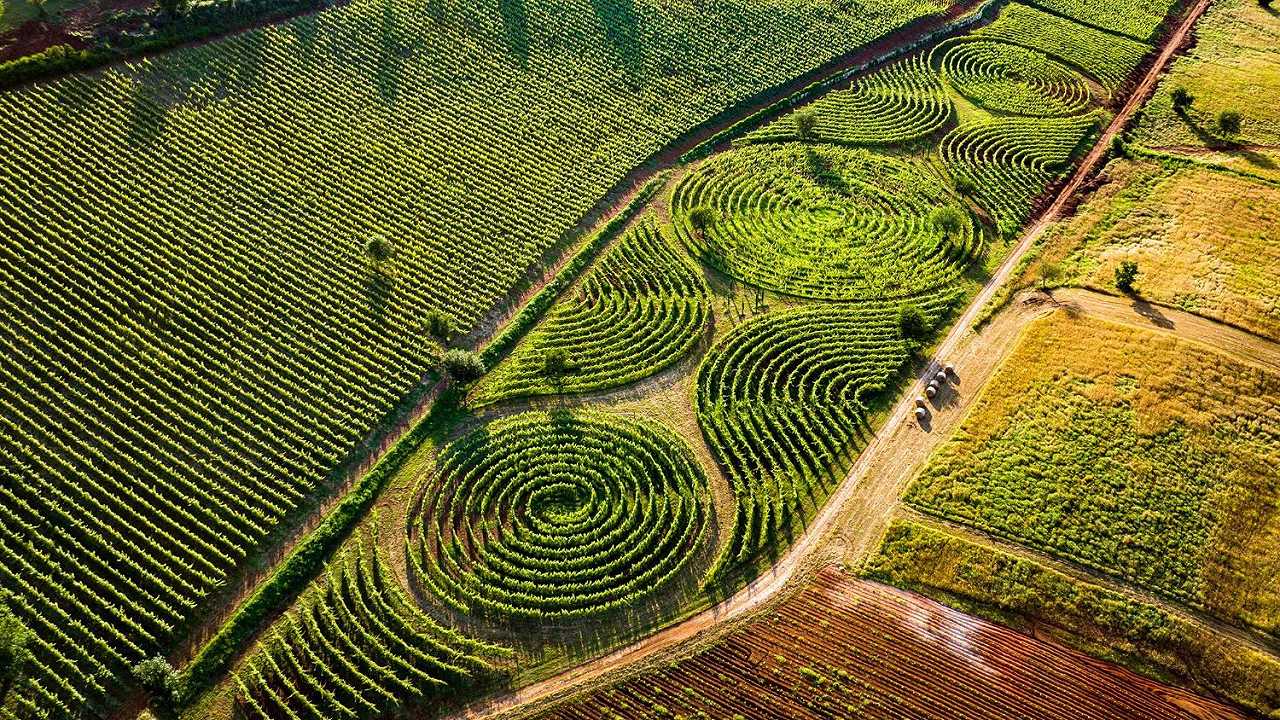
top-left (866, 520), bottom-right (1280, 716)
top-left (1134, 0), bottom-right (1280, 148)
top-left (904, 312), bottom-right (1280, 634)
top-left (1024, 158), bottom-right (1280, 338)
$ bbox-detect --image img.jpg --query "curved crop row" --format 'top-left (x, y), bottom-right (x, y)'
top-left (937, 39), bottom-right (1092, 117)
top-left (1024, 0), bottom-right (1175, 41)
top-left (672, 144), bottom-right (978, 300)
top-left (941, 114), bottom-right (1099, 236)
top-left (745, 54), bottom-right (951, 146)
top-left (696, 297), bottom-right (953, 581)
top-left (473, 220), bottom-right (707, 405)
top-left (233, 532), bottom-right (508, 720)
top-left (973, 3), bottom-right (1152, 96)
top-left (409, 411), bottom-right (710, 619)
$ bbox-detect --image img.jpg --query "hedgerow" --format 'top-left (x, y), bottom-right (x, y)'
top-left (409, 411), bottom-right (710, 619)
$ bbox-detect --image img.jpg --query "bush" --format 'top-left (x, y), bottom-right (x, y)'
top-left (897, 304), bottom-right (929, 340)
top-left (0, 609), bottom-right (30, 691)
top-left (1037, 261), bottom-right (1062, 289)
top-left (928, 205), bottom-right (966, 238)
top-left (1114, 260), bottom-right (1139, 293)
top-left (1170, 86), bottom-right (1193, 112)
top-left (793, 109), bottom-right (817, 140)
top-left (365, 235), bottom-right (393, 264)
top-left (687, 205), bottom-right (716, 235)
top-left (953, 175), bottom-right (976, 197)
top-left (423, 308), bottom-right (454, 340)
top-left (542, 347), bottom-right (574, 378)
top-left (442, 348), bottom-right (485, 383)
top-left (1217, 109), bottom-right (1242, 137)
top-left (133, 656), bottom-right (181, 712)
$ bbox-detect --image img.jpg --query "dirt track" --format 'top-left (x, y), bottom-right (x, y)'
top-left (440, 0), bottom-right (1220, 715)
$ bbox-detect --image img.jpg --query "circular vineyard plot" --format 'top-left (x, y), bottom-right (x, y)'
top-left (411, 411), bottom-right (710, 620)
top-left (673, 144), bottom-right (977, 300)
top-left (938, 40), bottom-right (1091, 116)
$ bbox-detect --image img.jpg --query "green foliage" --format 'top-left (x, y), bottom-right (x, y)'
top-left (1114, 259), bottom-right (1139, 292)
top-left (928, 205), bottom-right (966, 238)
top-left (896, 303), bottom-right (929, 339)
top-left (746, 55), bottom-right (950, 146)
top-left (698, 297), bottom-right (953, 582)
top-left (237, 531), bottom-right (509, 718)
top-left (941, 114), bottom-right (1099, 237)
top-left (541, 347), bottom-right (574, 378)
top-left (0, 608), bottom-right (30, 691)
top-left (365, 235), bottom-right (393, 265)
top-left (1022, 0), bottom-right (1177, 40)
top-left (442, 349), bottom-right (485, 383)
top-left (1217, 109), bottom-right (1243, 136)
top-left (409, 411), bottom-right (710, 618)
top-left (1037, 261), bottom-right (1062, 288)
top-left (687, 206), bottom-right (716, 235)
top-left (423, 308), bottom-right (454, 340)
top-left (674, 144), bottom-right (978, 300)
top-left (1171, 86), bottom-right (1194, 112)
top-left (937, 39), bottom-right (1091, 117)
top-left (133, 656), bottom-right (181, 712)
top-left (475, 219), bottom-right (707, 404)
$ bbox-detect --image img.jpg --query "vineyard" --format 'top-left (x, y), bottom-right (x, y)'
top-left (0, 0), bottom-right (956, 712)
top-left (905, 313), bottom-right (1280, 633)
top-left (671, 144), bottom-right (979, 300)
top-left (1024, 0), bottom-right (1178, 40)
top-left (473, 220), bottom-right (708, 405)
top-left (407, 411), bottom-right (711, 620)
top-left (537, 569), bottom-right (1240, 720)
top-left (234, 530), bottom-right (510, 719)
top-left (936, 39), bottom-right (1092, 116)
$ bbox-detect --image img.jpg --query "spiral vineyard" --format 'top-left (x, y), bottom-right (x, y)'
top-left (697, 297), bottom-right (953, 580)
top-left (744, 54), bottom-right (951, 146)
top-left (409, 411), bottom-right (711, 619)
top-left (1025, 0), bottom-right (1178, 41)
top-left (973, 4), bottom-right (1153, 95)
top-left (941, 114), bottom-right (1099, 236)
top-left (937, 40), bottom-right (1092, 116)
top-left (672, 144), bottom-right (978, 300)
top-left (473, 220), bottom-right (708, 404)
top-left (234, 533), bottom-right (509, 720)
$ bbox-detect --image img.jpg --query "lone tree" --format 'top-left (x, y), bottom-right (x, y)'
top-left (897, 303), bottom-right (929, 340)
top-left (687, 205), bottom-right (716, 236)
top-left (793, 110), bottom-right (818, 141)
top-left (953, 175), bottom-right (976, 197)
top-left (928, 205), bottom-right (966, 241)
top-left (1217, 109), bottom-right (1242, 137)
top-left (1114, 260), bottom-right (1139, 293)
top-left (0, 608), bottom-right (30, 696)
top-left (442, 348), bottom-right (485, 383)
top-left (542, 347), bottom-right (575, 395)
top-left (132, 656), bottom-right (182, 716)
top-left (365, 235), bottom-right (394, 267)
top-left (1170, 86), bottom-right (1194, 113)
top-left (423, 309), bottom-right (454, 341)
top-left (1037, 261), bottom-right (1062, 289)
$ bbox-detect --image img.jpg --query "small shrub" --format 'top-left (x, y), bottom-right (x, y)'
top-left (953, 175), bottom-right (976, 197)
top-left (542, 347), bottom-right (574, 378)
top-left (1170, 86), bottom-right (1193, 112)
top-left (793, 109), bottom-right (818, 140)
top-left (897, 304), bottom-right (929, 340)
top-left (442, 348), bottom-right (485, 383)
top-left (423, 309), bottom-right (454, 340)
top-left (1216, 109), bottom-right (1242, 137)
top-left (1114, 260), bottom-right (1139, 293)
top-left (0, 609), bottom-right (31, 690)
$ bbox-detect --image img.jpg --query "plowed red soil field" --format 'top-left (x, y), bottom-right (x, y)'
top-left (539, 568), bottom-right (1243, 720)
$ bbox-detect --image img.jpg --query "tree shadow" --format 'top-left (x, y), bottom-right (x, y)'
top-left (364, 271), bottom-right (395, 325)
top-left (589, 0), bottom-right (643, 81)
top-left (1130, 296), bottom-right (1175, 330)
top-left (375, 0), bottom-right (421, 106)
top-left (498, 0), bottom-right (530, 69)
top-left (803, 147), bottom-right (850, 195)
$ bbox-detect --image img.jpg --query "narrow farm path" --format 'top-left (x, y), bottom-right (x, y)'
top-left (441, 0), bottom-right (1218, 715)
top-left (897, 506), bottom-right (1280, 658)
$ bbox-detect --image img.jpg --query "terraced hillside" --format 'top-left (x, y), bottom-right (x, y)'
top-left (0, 0), bottom-right (956, 713)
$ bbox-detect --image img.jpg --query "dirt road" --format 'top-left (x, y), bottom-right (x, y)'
top-left (441, 0), bottom-right (1218, 716)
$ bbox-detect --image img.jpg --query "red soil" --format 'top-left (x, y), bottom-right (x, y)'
top-left (541, 569), bottom-right (1244, 720)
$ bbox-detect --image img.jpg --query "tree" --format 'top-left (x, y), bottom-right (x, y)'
top-left (365, 235), bottom-right (393, 265)
top-left (897, 304), bottom-right (929, 340)
top-left (1114, 260), bottom-right (1139, 293)
top-left (793, 110), bottom-right (818, 141)
top-left (1037, 261), bottom-right (1062, 289)
top-left (953, 175), bottom-right (976, 197)
top-left (928, 205), bottom-right (966, 240)
top-left (687, 205), bottom-right (716, 236)
top-left (1170, 86), bottom-right (1194, 113)
top-left (0, 609), bottom-right (30, 695)
top-left (423, 309), bottom-right (454, 341)
top-left (542, 347), bottom-right (574, 395)
top-left (442, 348), bottom-right (485, 383)
top-left (1217, 109), bottom-right (1242, 137)
top-left (132, 656), bottom-right (182, 715)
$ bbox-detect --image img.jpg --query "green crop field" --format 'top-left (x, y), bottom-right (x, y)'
top-left (0, 0), bottom-right (1207, 716)
top-left (905, 313), bottom-right (1280, 632)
